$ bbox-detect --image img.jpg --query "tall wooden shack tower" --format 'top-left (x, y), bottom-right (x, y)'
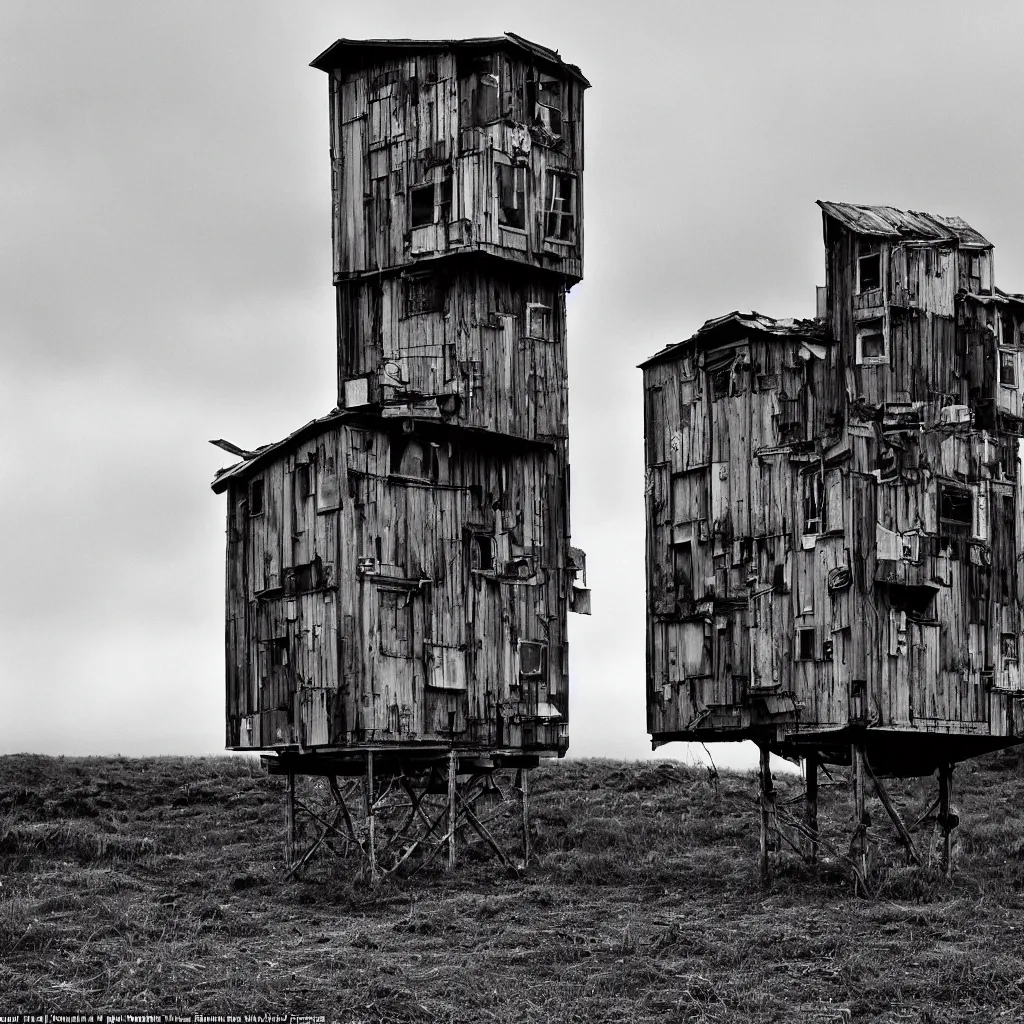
top-left (642, 201), bottom-right (1024, 882)
top-left (211, 35), bottom-right (589, 876)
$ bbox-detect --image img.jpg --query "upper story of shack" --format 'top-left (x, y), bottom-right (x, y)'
top-left (311, 34), bottom-right (589, 285)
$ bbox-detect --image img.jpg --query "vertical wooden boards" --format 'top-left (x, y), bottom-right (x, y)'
top-left (328, 49), bottom-right (585, 283)
top-left (222, 418), bottom-right (572, 754)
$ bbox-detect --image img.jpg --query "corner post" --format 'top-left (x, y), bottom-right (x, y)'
top-left (850, 742), bottom-right (868, 888)
top-left (939, 761), bottom-right (955, 878)
top-left (805, 755), bottom-right (819, 865)
top-left (446, 750), bottom-right (458, 872)
top-left (366, 750), bottom-right (378, 880)
top-left (758, 743), bottom-right (775, 887)
top-left (520, 768), bottom-right (531, 866)
top-left (284, 771), bottom-right (296, 871)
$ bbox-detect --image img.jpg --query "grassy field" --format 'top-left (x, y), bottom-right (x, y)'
top-left (2, 751), bottom-right (1024, 1022)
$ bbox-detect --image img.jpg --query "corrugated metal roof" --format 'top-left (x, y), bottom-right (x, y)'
top-left (310, 33), bottom-right (590, 87)
top-left (639, 311), bottom-right (829, 369)
top-left (817, 200), bottom-right (991, 247)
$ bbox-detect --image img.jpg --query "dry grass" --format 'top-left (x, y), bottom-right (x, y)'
top-left (2, 751), bottom-right (1024, 1022)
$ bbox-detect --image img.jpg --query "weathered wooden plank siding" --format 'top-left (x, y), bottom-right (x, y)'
top-left (223, 419), bottom-right (573, 754)
top-left (645, 206), bottom-right (1024, 758)
top-left (330, 53), bottom-right (584, 284)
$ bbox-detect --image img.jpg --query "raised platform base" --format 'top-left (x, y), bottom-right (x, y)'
top-left (265, 749), bottom-right (533, 880)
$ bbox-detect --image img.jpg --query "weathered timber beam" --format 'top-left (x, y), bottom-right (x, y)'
top-left (862, 756), bottom-right (923, 866)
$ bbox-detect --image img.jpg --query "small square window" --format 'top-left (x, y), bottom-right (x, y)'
top-left (249, 478), bottom-right (264, 517)
top-left (404, 274), bottom-right (442, 316)
top-left (519, 641), bottom-right (547, 677)
top-left (471, 534), bottom-right (494, 571)
top-left (797, 628), bottom-right (815, 662)
top-left (939, 486), bottom-right (972, 527)
top-left (1000, 350), bottom-right (1017, 388)
top-left (856, 318), bottom-right (887, 364)
top-left (527, 304), bottom-right (550, 339)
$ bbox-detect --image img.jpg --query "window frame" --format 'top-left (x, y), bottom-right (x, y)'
top-left (403, 273), bottom-right (443, 318)
top-left (855, 317), bottom-right (888, 366)
top-left (544, 171), bottom-right (576, 242)
top-left (796, 627), bottom-right (816, 662)
top-left (497, 162), bottom-right (527, 230)
top-left (999, 348), bottom-right (1018, 389)
top-left (856, 243), bottom-right (882, 294)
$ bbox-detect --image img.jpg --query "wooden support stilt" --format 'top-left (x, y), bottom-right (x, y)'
top-left (758, 743), bottom-right (775, 887)
top-left (862, 755), bottom-right (922, 866)
top-left (367, 751), bottom-right (378, 880)
top-left (939, 762), bottom-right (955, 878)
top-left (284, 772), bottom-right (296, 871)
top-left (805, 755), bottom-right (818, 865)
top-left (520, 768), bottom-right (531, 865)
top-left (850, 742), bottom-right (868, 889)
top-left (446, 750), bottom-right (457, 872)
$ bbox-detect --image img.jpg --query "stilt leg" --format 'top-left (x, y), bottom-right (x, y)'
top-left (758, 744), bottom-right (775, 887)
top-left (850, 743), bottom-right (868, 889)
top-left (520, 768), bottom-right (531, 866)
top-left (284, 772), bottom-right (296, 871)
top-left (939, 762), bottom-right (955, 878)
top-left (805, 755), bottom-right (818, 865)
top-left (446, 751), bottom-right (457, 872)
top-left (367, 751), bottom-right (378, 880)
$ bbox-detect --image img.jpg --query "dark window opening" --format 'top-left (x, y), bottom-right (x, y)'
top-left (673, 541), bottom-right (693, 600)
top-left (295, 462), bottom-right (311, 499)
top-left (545, 173), bottom-right (576, 241)
top-left (286, 558), bottom-right (324, 595)
top-left (802, 469), bottom-right (823, 535)
top-left (939, 486), bottom-right (972, 527)
top-left (969, 255), bottom-right (983, 293)
top-left (858, 319), bottom-right (886, 362)
top-left (822, 638), bottom-right (834, 661)
top-left (520, 641), bottom-right (547, 677)
top-left (270, 637), bottom-right (288, 667)
top-left (471, 534), bottom-right (494, 571)
top-left (772, 563), bottom-right (787, 594)
top-left (404, 274), bottom-right (443, 316)
top-left (438, 174), bottom-right (452, 219)
top-left (249, 479), bottom-right (264, 517)
top-left (797, 627), bottom-right (815, 662)
top-left (497, 163), bottom-right (526, 229)
top-left (536, 79), bottom-right (563, 134)
top-left (858, 248), bottom-right (881, 292)
top-left (390, 437), bottom-right (444, 481)
top-left (1002, 311), bottom-right (1015, 347)
top-left (1003, 634), bottom-right (1018, 662)
top-left (1000, 350), bottom-right (1017, 388)
top-left (475, 72), bottom-right (500, 124)
top-left (410, 184), bottom-right (435, 228)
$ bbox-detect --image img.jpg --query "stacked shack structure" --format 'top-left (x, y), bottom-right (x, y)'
top-left (642, 201), bottom-right (1024, 882)
top-left (211, 35), bottom-right (589, 875)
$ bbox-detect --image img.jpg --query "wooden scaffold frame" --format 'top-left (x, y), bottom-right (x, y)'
top-left (757, 737), bottom-right (961, 894)
top-left (268, 749), bottom-right (534, 880)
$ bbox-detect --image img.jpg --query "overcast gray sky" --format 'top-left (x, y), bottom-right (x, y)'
top-left (3, 0), bottom-right (1024, 768)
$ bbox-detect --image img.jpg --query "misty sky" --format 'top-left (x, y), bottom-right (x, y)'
top-left (4, 0), bottom-right (1024, 768)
